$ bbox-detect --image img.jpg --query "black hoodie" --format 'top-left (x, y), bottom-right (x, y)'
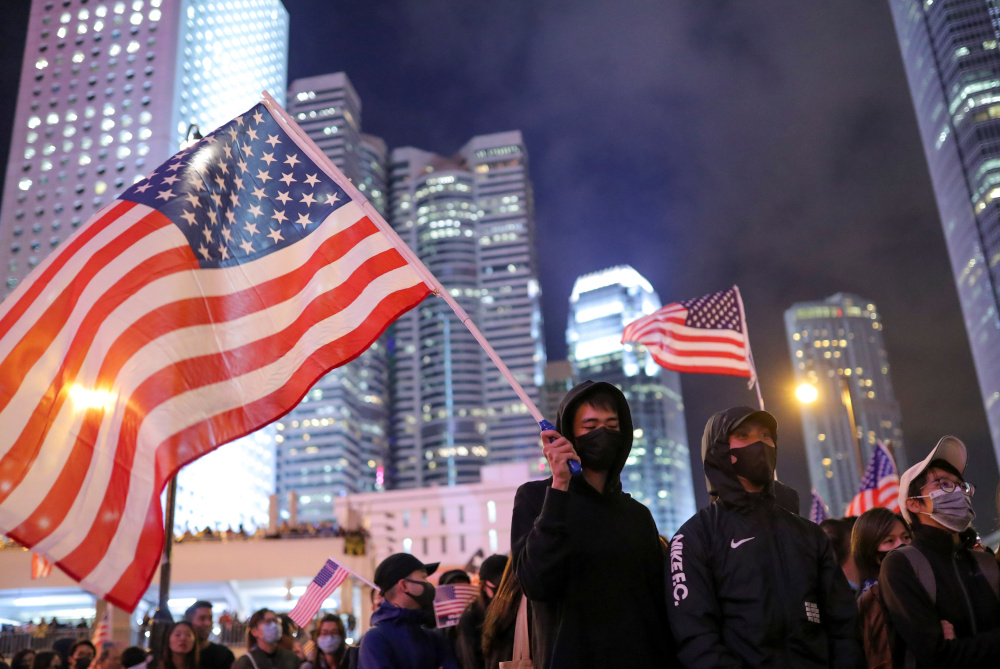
top-left (509, 380), bottom-right (675, 668)
top-left (667, 406), bottom-right (862, 668)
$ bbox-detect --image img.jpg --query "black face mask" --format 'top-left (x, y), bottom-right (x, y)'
top-left (730, 441), bottom-right (776, 487)
top-left (403, 579), bottom-right (436, 610)
top-left (74, 659), bottom-right (92, 669)
top-left (575, 427), bottom-right (624, 472)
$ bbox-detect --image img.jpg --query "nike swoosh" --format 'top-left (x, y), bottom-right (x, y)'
top-left (730, 537), bottom-right (755, 549)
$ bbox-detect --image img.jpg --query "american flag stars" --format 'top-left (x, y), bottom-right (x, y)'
top-left (120, 102), bottom-right (350, 269)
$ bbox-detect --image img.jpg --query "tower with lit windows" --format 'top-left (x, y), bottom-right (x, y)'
top-left (388, 132), bottom-right (546, 489)
top-left (566, 265), bottom-right (695, 535)
top-left (888, 0), bottom-right (1000, 462)
top-left (0, 0), bottom-right (289, 293)
top-left (270, 73), bottom-right (392, 522)
top-left (0, 0), bottom-right (289, 531)
top-left (784, 293), bottom-right (906, 516)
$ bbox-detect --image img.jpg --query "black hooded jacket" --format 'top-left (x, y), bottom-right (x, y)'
top-left (510, 380), bottom-right (674, 668)
top-left (666, 407), bottom-right (862, 668)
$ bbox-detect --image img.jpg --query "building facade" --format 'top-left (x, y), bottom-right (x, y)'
top-left (785, 293), bottom-right (907, 515)
top-left (888, 0), bottom-right (1000, 459)
top-left (566, 265), bottom-right (696, 535)
top-left (275, 73), bottom-right (392, 521)
top-left (1, 0), bottom-right (288, 293)
top-left (387, 133), bottom-right (546, 490)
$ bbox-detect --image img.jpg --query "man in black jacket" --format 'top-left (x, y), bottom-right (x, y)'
top-left (510, 380), bottom-right (674, 668)
top-left (880, 436), bottom-right (1000, 666)
top-left (667, 406), bottom-right (861, 668)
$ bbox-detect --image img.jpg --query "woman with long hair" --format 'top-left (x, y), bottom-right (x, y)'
top-left (301, 614), bottom-right (348, 669)
top-left (161, 621), bottom-right (199, 669)
top-left (31, 652), bottom-right (62, 669)
top-left (481, 558), bottom-right (524, 669)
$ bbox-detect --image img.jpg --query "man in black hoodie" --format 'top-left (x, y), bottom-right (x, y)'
top-left (667, 406), bottom-right (862, 668)
top-left (510, 380), bottom-right (674, 668)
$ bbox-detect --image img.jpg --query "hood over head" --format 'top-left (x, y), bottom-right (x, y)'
top-left (555, 380), bottom-right (633, 495)
top-left (702, 406), bottom-right (778, 507)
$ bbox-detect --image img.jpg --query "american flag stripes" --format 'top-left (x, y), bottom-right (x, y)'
top-left (92, 607), bottom-right (111, 648)
top-left (0, 101), bottom-right (431, 612)
top-left (845, 442), bottom-right (900, 517)
top-left (31, 553), bottom-right (53, 579)
top-left (289, 558), bottom-right (350, 628)
top-left (809, 489), bottom-right (829, 525)
top-left (621, 288), bottom-right (753, 378)
top-left (433, 583), bottom-right (479, 628)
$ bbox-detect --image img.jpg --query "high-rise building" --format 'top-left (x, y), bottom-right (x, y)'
top-left (0, 0), bottom-right (289, 531)
top-left (888, 0), bottom-right (1000, 458)
top-left (275, 73), bottom-right (391, 521)
top-left (1, 0), bottom-right (289, 294)
top-left (566, 265), bottom-right (695, 535)
top-left (785, 293), bottom-right (907, 515)
top-left (388, 132), bottom-right (546, 489)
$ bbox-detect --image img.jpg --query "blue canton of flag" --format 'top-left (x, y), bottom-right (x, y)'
top-left (121, 104), bottom-right (350, 268)
top-left (845, 442), bottom-right (900, 516)
top-left (680, 290), bottom-right (741, 330)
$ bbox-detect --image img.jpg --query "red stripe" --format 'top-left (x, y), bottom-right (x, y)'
top-left (653, 345), bottom-right (748, 362)
top-left (100, 281), bottom-right (429, 611)
top-left (6, 214), bottom-right (383, 548)
top-left (0, 201), bottom-right (136, 341)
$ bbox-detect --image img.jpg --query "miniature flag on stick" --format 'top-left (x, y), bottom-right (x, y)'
top-left (433, 583), bottom-right (479, 628)
top-left (0, 98), bottom-right (432, 612)
top-left (31, 553), bottom-right (53, 579)
top-left (809, 489), bottom-right (829, 525)
top-left (92, 607), bottom-right (111, 648)
top-left (288, 558), bottom-right (351, 628)
top-left (845, 442), bottom-right (900, 517)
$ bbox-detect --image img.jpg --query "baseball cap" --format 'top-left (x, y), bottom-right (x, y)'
top-left (730, 408), bottom-right (778, 440)
top-left (373, 553), bottom-right (439, 593)
top-left (897, 435), bottom-right (968, 524)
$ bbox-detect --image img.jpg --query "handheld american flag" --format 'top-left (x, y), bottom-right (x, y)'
top-left (0, 100), bottom-right (431, 612)
top-left (433, 583), bottom-right (479, 628)
top-left (92, 607), bottom-right (111, 648)
top-left (621, 287), bottom-right (754, 379)
top-left (845, 442), bottom-right (900, 517)
top-left (288, 558), bottom-right (350, 628)
top-left (809, 489), bottom-right (829, 525)
top-left (31, 553), bottom-right (53, 579)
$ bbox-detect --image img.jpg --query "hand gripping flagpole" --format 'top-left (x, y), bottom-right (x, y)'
top-left (260, 92), bottom-right (579, 477)
top-left (733, 285), bottom-right (764, 411)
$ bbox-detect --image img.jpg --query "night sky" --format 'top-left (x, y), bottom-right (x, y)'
top-left (1, 1), bottom-right (996, 523)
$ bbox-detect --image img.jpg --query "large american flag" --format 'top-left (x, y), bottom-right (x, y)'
top-left (0, 101), bottom-right (430, 612)
top-left (433, 583), bottom-right (479, 628)
top-left (620, 288), bottom-right (752, 378)
top-left (289, 558), bottom-right (350, 628)
top-left (845, 442), bottom-right (900, 517)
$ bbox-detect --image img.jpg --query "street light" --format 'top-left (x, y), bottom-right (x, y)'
top-left (794, 378), bottom-right (863, 472)
top-left (795, 383), bottom-right (819, 404)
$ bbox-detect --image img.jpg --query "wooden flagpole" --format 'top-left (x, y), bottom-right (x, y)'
top-left (260, 92), bottom-right (550, 429)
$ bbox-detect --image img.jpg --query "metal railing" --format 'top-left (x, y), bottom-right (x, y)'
top-left (0, 629), bottom-right (91, 657)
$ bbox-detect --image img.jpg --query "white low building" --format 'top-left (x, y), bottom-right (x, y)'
top-left (336, 462), bottom-right (545, 570)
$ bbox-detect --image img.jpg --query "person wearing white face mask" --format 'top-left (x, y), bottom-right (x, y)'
top-left (301, 614), bottom-right (350, 669)
top-left (232, 609), bottom-right (301, 669)
top-left (880, 436), bottom-right (1000, 667)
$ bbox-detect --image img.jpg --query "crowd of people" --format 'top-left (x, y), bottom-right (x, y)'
top-left (6, 379), bottom-right (1000, 668)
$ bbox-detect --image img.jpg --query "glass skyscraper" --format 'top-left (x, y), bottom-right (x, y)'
top-left (888, 0), bottom-right (1000, 458)
top-left (785, 294), bottom-right (907, 515)
top-left (275, 73), bottom-right (391, 521)
top-left (388, 132), bottom-right (546, 489)
top-left (566, 265), bottom-right (695, 535)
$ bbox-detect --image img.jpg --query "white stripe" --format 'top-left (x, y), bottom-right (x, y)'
top-left (649, 347), bottom-right (751, 371)
top-left (0, 220), bottom-right (185, 464)
top-left (31, 204), bottom-right (381, 559)
top-left (639, 335), bottom-right (748, 356)
top-left (81, 263), bottom-right (424, 593)
top-left (633, 320), bottom-right (746, 344)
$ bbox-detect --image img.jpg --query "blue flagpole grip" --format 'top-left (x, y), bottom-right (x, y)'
top-left (539, 419), bottom-right (583, 476)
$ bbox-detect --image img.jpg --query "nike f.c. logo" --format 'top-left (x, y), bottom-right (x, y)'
top-left (730, 537), bottom-right (755, 549)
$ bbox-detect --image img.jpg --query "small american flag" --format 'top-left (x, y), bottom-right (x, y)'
top-left (31, 553), bottom-right (53, 579)
top-left (845, 442), bottom-right (900, 517)
top-left (92, 607), bottom-right (111, 648)
top-left (288, 558), bottom-right (350, 628)
top-left (0, 100), bottom-right (430, 612)
top-left (621, 287), bottom-right (752, 378)
top-left (433, 583), bottom-right (479, 628)
top-left (809, 489), bottom-right (829, 524)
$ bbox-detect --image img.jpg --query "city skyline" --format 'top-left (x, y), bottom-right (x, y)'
top-left (0, 1), bottom-right (997, 521)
